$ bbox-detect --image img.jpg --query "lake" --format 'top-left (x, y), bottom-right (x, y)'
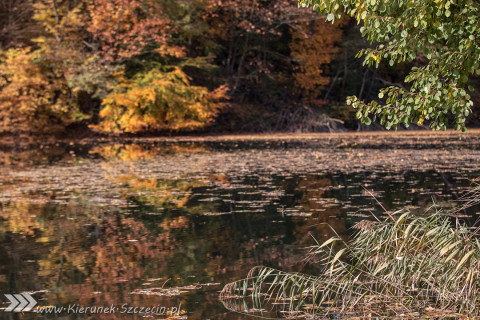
top-left (1, 131), bottom-right (480, 319)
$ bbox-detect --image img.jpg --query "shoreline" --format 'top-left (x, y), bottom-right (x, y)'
top-left (2, 128), bottom-right (480, 147)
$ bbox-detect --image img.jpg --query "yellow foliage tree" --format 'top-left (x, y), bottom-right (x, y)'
top-left (0, 48), bottom-right (78, 133)
top-left (0, 0), bottom-right (91, 133)
top-left (95, 68), bottom-right (226, 133)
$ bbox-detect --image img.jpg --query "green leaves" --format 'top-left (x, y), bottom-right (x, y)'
top-left (299, 0), bottom-right (480, 131)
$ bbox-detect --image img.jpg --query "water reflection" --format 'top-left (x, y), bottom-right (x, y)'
top-left (0, 133), bottom-right (480, 319)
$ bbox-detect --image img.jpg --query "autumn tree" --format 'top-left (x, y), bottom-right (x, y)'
top-left (96, 67), bottom-right (226, 133)
top-left (0, 0), bottom-right (227, 134)
top-left (208, 0), bottom-right (313, 92)
top-left (85, 0), bottom-right (227, 133)
top-left (0, 48), bottom-right (73, 133)
top-left (205, 0), bottom-right (347, 131)
top-left (299, 0), bottom-right (480, 131)
top-left (85, 0), bottom-right (181, 62)
top-left (0, 0), bottom-right (90, 133)
top-left (290, 19), bottom-right (344, 105)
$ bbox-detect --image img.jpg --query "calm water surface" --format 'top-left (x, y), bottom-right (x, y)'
top-left (1, 132), bottom-right (480, 319)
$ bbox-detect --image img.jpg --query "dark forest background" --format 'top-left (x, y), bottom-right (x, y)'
top-left (1, 0), bottom-right (479, 135)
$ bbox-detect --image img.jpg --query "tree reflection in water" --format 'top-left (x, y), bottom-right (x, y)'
top-left (1, 134), bottom-right (480, 319)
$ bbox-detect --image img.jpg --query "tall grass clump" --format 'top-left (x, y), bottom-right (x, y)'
top-left (220, 207), bottom-right (480, 318)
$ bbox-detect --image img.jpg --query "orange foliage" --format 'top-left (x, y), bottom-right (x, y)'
top-left (86, 0), bottom-right (182, 61)
top-left (0, 0), bottom-right (351, 134)
top-left (290, 19), bottom-right (344, 105)
top-left (206, 0), bottom-right (310, 78)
